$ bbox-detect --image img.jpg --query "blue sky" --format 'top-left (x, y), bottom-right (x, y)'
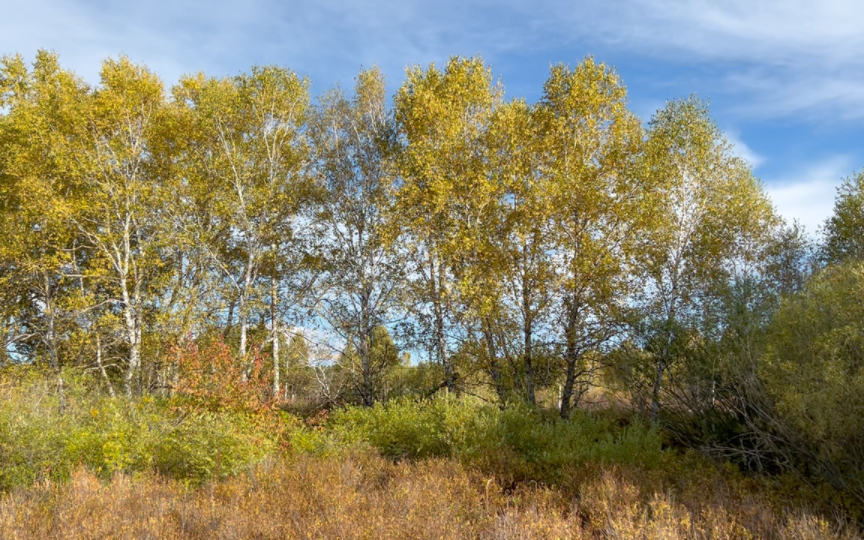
top-left (3, 0), bottom-right (863, 234)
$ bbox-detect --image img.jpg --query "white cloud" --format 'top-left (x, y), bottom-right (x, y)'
top-left (2, 0), bottom-right (863, 133)
top-left (543, 0), bottom-right (864, 122)
top-left (763, 156), bottom-right (853, 234)
top-left (725, 131), bottom-right (765, 169)
top-left (559, 0), bottom-right (864, 66)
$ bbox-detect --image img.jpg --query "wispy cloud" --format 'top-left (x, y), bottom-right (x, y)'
top-left (763, 155), bottom-right (854, 234)
top-left (538, 0), bottom-right (864, 122)
top-left (592, 0), bottom-right (864, 65)
top-left (726, 69), bottom-right (864, 121)
top-left (2, 0), bottom-right (545, 88)
top-left (725, 131), bottom-right (765, 169)
top-left (4, 0), bottom-right (863, 122)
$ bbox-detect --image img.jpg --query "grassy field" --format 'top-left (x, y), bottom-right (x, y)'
top-left (0, 370), bottom-right (859, 539)
top-left (1, 454), bottom-right (857, 539)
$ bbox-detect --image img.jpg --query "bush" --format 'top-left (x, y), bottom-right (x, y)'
top-left (0, 367), bottom-right (282, 490)
top-left (327, 395), bottom-right (477, 458)
top-left (323, 395), bottom-right (664, 485)
top-left (760, 261), bottom-right (864, 507)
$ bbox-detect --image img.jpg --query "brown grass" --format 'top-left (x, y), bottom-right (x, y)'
top-left (0, 452), bottom-right (858, 540)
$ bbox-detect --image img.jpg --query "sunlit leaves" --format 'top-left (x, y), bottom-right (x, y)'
top-left (311, 68), bottom-right (404, 405)
top-left (0, 52), bottom-right (788, 414)
top-left (822, 170), bottom-right (864, 264)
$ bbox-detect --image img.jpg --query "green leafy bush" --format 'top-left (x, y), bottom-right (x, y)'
top-left (324, 395), bottom-right (664, 484)
top-left (328, 395), bottom-right (477, 458)
top-left (0, 367), bottom-right (661, 493)
top-left (760, 261), bottom-right (864, 505)
top-left (0, 367), bottom-right (280, 490)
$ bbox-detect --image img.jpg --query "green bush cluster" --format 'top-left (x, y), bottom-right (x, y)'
top-left (314, 395), bottom-right (664, 483)
top-left (0, 367), bottom-right (676, 496)
top-left (0, 368), bottom-right (278, 490)
top-left (759, 261), bottom-right (864, 505)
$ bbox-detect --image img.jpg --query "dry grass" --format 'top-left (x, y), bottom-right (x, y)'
top-left (0, 452), bottom-right (859, 540)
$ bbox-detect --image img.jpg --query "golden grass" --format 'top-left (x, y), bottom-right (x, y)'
top-left (0, 452), bottom-right (858, 540)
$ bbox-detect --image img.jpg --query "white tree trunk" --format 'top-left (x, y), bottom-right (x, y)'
top-left (271, 276), bottom-right (280, 398)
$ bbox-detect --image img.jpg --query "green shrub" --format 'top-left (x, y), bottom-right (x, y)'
top-left (0, 367), bottom-right (664, 493)
top-left (0, 367), bottom-right (281, 490)
top-left (760, 261), bottom-right (864, 507)
top-left (324, 395), bottom-right (664, 484)
top-left (328, 395), bottom-right (479, 458)
top-left (149, 409), bottom-right (277, 481)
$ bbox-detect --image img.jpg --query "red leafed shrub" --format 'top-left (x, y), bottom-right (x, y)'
top-left (170, 337), bottom-right (274, 414)
top-left (304, 409), bottom-right (330, 430)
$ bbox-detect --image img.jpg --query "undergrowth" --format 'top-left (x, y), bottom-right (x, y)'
top-left (0, 367), bottom-right (290, 489)
top-left (0, 367), bottom-right (860, 538)
top-left (1, 454), bottom-right (858, 539)
top-left (299, 396), bottom-right (664, 486)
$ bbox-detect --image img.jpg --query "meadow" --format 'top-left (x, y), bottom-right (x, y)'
top-left (0, 369), bottom-right (859, 539)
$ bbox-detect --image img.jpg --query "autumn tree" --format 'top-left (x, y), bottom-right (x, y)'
top-left (535, 59), bottom-right (645, 417)
top-left (456, 97), bottom-right (558, 405)
top-left (394, 57), bottom-right (504, 398)
top-left (822, 170), bottom-right (864, 265)
top-left (0, 51), bottom-right (91, 373)
top-left (310, 68), bottom-right (405, 406)
top-left (53, 57), bottom-right (179, 396)
top-left (174, 66), bottom-right (312, 388)
top-left (637, 97), bottom-right (778, 420)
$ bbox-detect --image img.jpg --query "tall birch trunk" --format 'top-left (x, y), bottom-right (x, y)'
top-left (271, 275), bottom-right (280, 398)
top-left (120, 272), bottom-right (142, 396)
top-left (431, 256), bottom-right (454, 392)
top-left (239, 251), bottom-right (255, 382)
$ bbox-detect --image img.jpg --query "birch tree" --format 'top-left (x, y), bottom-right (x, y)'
top-left (311, 68), bottom-right (405, 406)
top-left (175, 66), bottom-right (311, 383)
top-left (639, 96), bottom-right (777, 420)
top-left (485, 99), bottom-right (558, 404)
top-left (67, 57), bottom-right (174, 396)
top-left (0, 51), bottom-right (90, 371)
top-left (536, 60), bottom-right (645, 417)
top-left (822, 170), bottom-right (864, 265)
top-left (394, 57), bottom-right (502, 397)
